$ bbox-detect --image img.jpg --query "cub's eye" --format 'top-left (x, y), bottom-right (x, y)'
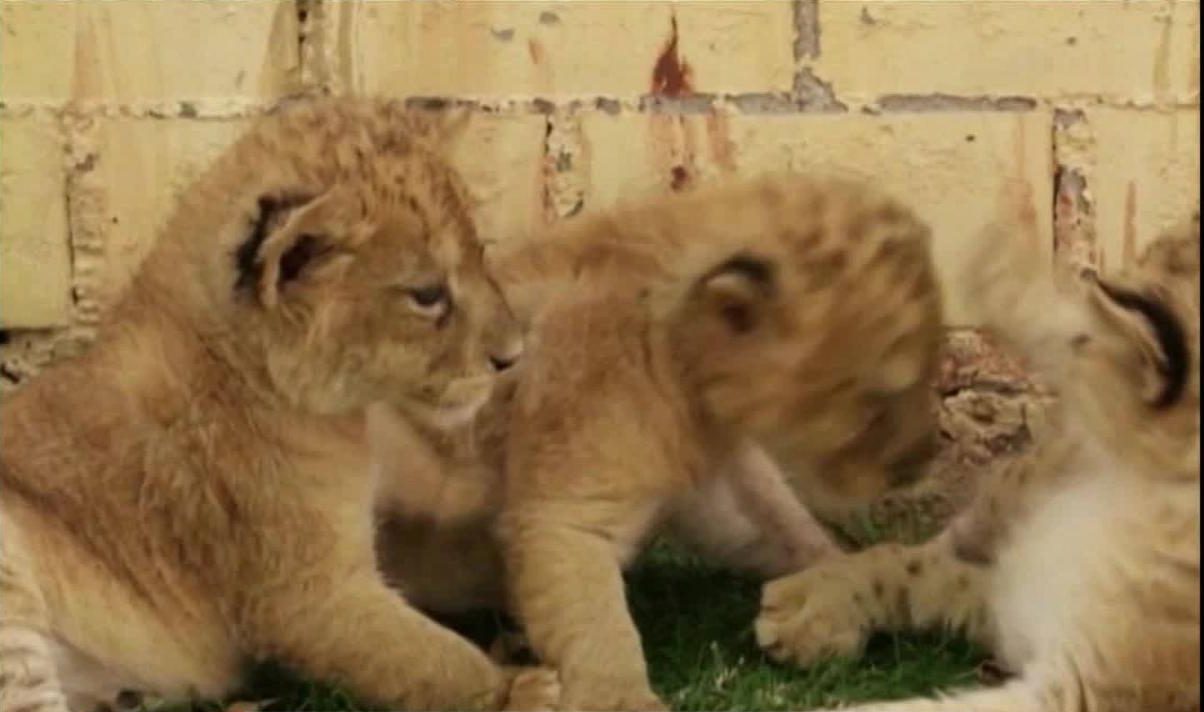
top-left (409, 285), bottom-right (447, 307)
top-left (405, 284), bottom-right (451, 318)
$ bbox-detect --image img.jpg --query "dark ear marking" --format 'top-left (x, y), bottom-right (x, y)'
top-left (278, 234), bottom-right (327, 284)
top-left (1097, 280), bottom-right (1189, 409)
top-left (698, 253), bottom-right (776, 334)
top-left (234, 193), bottom-right (315, 291)
top-left (234, 196), bottom-right (277, 291)
top-left (721, 302), bottom-right (755, 334)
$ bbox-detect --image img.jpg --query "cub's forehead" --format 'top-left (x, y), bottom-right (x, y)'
top-left (241, 97), bottom-right (484, 269)
top-left (357, 196), bottom-right (479, 273)
top-left (240, 97), bottom-right (462, 204)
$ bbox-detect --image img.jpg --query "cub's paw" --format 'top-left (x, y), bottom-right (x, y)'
top-left (501, 666), bottom-right (561, 711)
top-left (755, 565), bottom-right (876, 668)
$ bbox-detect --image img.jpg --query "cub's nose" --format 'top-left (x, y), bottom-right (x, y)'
top-left (489, 338), bottom-right (525, 372)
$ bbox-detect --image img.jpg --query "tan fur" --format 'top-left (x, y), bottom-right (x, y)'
top-left (369, 397), bottom-right (513, 615)
top-left (755, 204), bottom-right (1200, 712)
top-left (370, 407), bottom-right (834, 619)
top-left (495, 176), bottom-right (945, 709)
top-left (0, 97), bottom-right (556, 712)
top-left (663, 441), bottom-right (841, 578)
top-left (375, 175), bottom-right (943, 710)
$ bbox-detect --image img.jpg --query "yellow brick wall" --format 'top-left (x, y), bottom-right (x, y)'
top-left (1, 0), bottom-right (1199, 335)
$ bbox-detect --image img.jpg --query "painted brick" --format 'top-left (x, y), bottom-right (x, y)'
top-left (0, 117), bottom-right (72, 328)
top-left (1089, 107), bottom-right (1201, 271)
top-left (814, 1), bottom-right (1200, 108)
top-left (0, 0), bottom-right (299, 106)
top-left (72, 113), bottom-right (544, 312)
top-left (674, 2), bottom-right (797, 94)
top-left (444, 114), bottom-right (548, 244)
top-left (315, 1), bottom-right (793, 97)
top-left (577, 110), bottom-right (1055, 325)
top-left (0, 2), bottom-right (75, 103)
top-left (76, 118), bottom-right (250, 311)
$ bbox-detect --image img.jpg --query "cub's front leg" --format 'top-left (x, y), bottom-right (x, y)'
top-left (756, 452), bottom-right (1037, 668)
top-left (755, 531), bottom-right (994, 668)
top-left (245, 554), bottom-right (555, 711)
top-left (500, 498), bottom-right (668, 712)
top-left (668, 441), bottom-right (841, 579)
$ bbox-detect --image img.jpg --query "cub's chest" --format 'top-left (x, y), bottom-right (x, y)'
top-left (990, 465), bottom-right (1155, 667)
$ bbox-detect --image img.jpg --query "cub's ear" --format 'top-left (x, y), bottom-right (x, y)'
top-left (235, 191), bottom-right (343, 309)
top-left (694, 254), bottom-right (776, 334)
top-left (1087, 276), bottom-right (1189, 409)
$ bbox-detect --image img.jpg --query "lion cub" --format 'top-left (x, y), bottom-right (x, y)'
top-left (482, 175), bottom-right (944, 710)
top-left (0, 98), bottom-right (551, 712)
top-left (756, 206), bottom-right (1200, 712)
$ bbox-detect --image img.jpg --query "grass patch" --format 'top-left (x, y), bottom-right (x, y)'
top-left (160, 545), bottom-right (981, 711)
top-left (629, 545), bottom-right (983, 711)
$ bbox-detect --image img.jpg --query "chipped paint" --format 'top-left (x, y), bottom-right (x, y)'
top-left (793, 68), bottom-right (846, 112)
top-left (792, 0), bottom-right (820, 60)
top-left (542, 110), bottom-right (591, 222)
top-left (1051, 107), bottom-right (1100, 276)
top-left (877, 94), bottom-right (1037, 113)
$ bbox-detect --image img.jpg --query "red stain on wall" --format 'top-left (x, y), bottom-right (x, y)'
top-left (1054, 172), bottom-right (1075, 226)
top-left (670, 165), bottom-right (690, 192)
top-left (648, 14), bottom-right (698, 193)
top-left (539, 152), bottom-right (558, 227)
top-left (704, 113), bottom-right (738, 175)
top-left (645, 13), bottom-right (738, 193)
top-left (528, 38), bottom-right (546, 64)
top-left (651, 16), bottom-right (693, 97)
top-left (647, 112), bottom-right (685, 192)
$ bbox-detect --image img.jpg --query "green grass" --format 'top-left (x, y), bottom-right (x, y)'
top-left (628, 545), bottom-right (983, 711)
top-left (163, 545), bottom-right (982, 712)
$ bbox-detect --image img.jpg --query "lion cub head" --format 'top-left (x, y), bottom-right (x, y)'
top-left (152, 97), bottom-right (523, 424)
top-left (664, 175), bottom-right (943, 505)
top-left (1077, 216), bottom-right (1199, 467)
top-left (967, 206), bottom-right (1199, 479)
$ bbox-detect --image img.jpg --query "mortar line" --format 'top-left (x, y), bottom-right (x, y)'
top-left (0, 95), bottom-right (1195, 122)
